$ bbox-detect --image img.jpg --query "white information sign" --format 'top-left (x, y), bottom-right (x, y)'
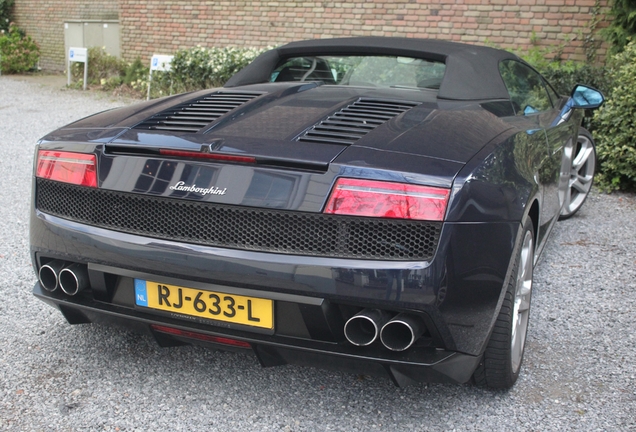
top-left (69, 47), bottom-right (88, 63)
top-left (150, 54), bottom-right (173, 72)
top-left (147, 54), bottom-right (175, 100)
top-left (68, 47), bottom-right (88, 90)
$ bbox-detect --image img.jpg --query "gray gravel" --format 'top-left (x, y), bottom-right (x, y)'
top-left (1, 75), bottom-right (635, 431)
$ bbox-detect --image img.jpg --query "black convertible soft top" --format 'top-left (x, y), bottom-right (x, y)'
top-left (225, 37), bottom-right (521, 101)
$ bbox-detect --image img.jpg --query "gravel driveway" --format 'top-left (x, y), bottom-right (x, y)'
top-left (1, 76), bottom-right (635, 431)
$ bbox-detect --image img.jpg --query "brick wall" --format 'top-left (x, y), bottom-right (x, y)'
top-left (13, 0), bottom-right (118, 70)
top-left (13, 0), bottom-right (610, 71)
top-left (119, 0), bottom-right (609, 64)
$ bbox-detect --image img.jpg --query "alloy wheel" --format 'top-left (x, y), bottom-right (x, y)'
top-left (510, 229), bottom-right (533, 374)
top-left (560, 131), bottom-right (595, 219)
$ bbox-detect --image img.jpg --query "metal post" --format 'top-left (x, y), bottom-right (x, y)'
top-left (83, 58), bottom-right (88, 91)
top-left (147, 70), bottom-right (153, 101)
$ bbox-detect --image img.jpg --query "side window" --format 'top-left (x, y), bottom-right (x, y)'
top-left (544, 80), bottom-right (561, 106)
top-left (499, 60), bottom-right (553, 115)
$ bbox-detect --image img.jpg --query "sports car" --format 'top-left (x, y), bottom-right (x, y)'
top-left (30, 37), bottom-right (604, 388)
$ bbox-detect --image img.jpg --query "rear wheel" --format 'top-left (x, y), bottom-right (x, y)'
top-left (473, 219), bottom-right (534, 388)
top-left (559, 127), bottom-right (596, 220)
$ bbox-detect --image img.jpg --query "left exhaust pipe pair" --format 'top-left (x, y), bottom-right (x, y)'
top-left (38, 261), bottom-right (89, 296)
top-left (344, 309), bottom-right (427, 352)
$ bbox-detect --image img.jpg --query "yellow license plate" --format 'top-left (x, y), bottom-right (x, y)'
top-left (134, 279), bottom-right (273, 329)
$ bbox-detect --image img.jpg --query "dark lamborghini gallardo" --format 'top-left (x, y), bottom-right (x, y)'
top-left (30, 37), bottom-right (603, 388)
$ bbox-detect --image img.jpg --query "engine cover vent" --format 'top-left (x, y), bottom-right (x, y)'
top-left (134, 91), bottom-right (263, 133)
top-left (296, 98), bottom-right (420, 145)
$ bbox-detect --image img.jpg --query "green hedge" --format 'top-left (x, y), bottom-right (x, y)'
top-left (0, 23), bottom-right (39, 74)
top-left (70, 47), bottom-right (127, 88)
top-left (0, 0), bottom-right (13, 33)
top-left (74, 46), bottom-right (266, 98)
top-left (168, 46), bottom-right (266, 93)
top-left (517, 45), bottom-right (613, 133)
top-left (593, 40), bottom-right (636, 191)
top-left (518, 42), bottom-right (636, 192)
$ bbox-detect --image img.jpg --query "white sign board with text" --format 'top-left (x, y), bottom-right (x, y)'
top-left (150, 54), bottom-right (173, 72)
top-left (147, 54), bottom-right (174, 100)
top-left (69, 47), bottom-right (88, 63)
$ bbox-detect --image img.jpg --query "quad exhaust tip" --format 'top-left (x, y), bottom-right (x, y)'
top-left (380, 313), bottom-right (426, 352)
top-left (38, 260), bottom-right (67, 292)
top-left (59, 263), bottom-right (89, 296)
top-left (38, 260), bottom-right (89, 296)
top-left (345, 309), bottom-right (427, 352)
top-left (344, 309), bottom-right (391, 346)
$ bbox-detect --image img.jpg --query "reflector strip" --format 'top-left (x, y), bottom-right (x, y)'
top-left (324, 178), bottom-right (450, 221)
top-left (151, 324), bottom-right (252, 348)
top-left (159, 149), bottom-right (256, 164)
top-left (335, 184), bottom-right (446, 199)
top-left (37, 155), bottom-right (95, 165)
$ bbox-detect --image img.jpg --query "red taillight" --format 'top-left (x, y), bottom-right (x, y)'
top-left (151, 325), bottom-right (252, 348)
top-left (36, 150), bottom-right (97, 187)
top-left (324, 178), bottom-right (450, 221)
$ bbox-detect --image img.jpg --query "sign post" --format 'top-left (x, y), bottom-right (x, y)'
top-left (68, 47), bottom-right (88, 90)
top-left (147, 54), bottom-right (174, 100)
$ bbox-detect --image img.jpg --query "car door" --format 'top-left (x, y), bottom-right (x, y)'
top-left (498, 60), bottom-right (567, 247)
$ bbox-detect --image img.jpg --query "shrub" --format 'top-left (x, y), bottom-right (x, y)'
top-left (517, 43), bottom-right (612, 96)
top-left (541, 64), bottom-right (613, 132)
top-left (121, 57), bottom-right (152, 95)
top-left (71, 46), bottom-right (126, 87)
top-left (593, 40), bottom-right (636, 191)
top-left (76, 46), bottom-right (266, 98)
top-left (0, 0), bottom-right (13, 33)
top-left (0, 23), bottom-right (39, 73)
top-left (602, 0), bottom-right (636, 55)
top-left (168, 46), bottom-right (266, 92)
top-left (517, 44), bottom-right (612, 132)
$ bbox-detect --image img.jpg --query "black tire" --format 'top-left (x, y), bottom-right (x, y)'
top-left (558, 127), bottom-right (596, 220)
top-left (473, 218), bottom-right (535, 389)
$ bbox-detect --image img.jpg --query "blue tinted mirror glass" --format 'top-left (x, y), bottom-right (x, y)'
top-left (571, 85), bottom-right (604, 109)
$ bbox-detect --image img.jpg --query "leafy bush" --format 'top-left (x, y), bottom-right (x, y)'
top-left (516, 43), bottom-right (612, 132)
top-left (121, 57), bottom-right (152, 95)
top-left (593, 40), bottom-right (636, 191)
top-left (71, 46), bottom-right (126, 87)
top-left (168, 46), bottom-right (265, 92)
top-left (602, 0), bottom-right (636, 55)
top-left (0, 23), bottom-right (39, 73)
top-left (77, 46), bottom-right (266, 98)
top-left (0, 0), bottom-right (13, 33)
top-left (517, 43), bottom-right (612, 96)
top-left (542, 64), bottom-right (613, 132)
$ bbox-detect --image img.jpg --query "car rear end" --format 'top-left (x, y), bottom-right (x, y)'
top-left (30, 85), bottom-right (520, 386)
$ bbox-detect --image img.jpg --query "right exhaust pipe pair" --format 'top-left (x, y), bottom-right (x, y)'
top-left (344, 309), bottom-right (426, 352)
top-left (38, 260), bottom-right (89, 296)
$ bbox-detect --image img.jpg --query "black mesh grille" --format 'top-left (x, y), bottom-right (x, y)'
top-left (36, 179), bottom-right (441, 261)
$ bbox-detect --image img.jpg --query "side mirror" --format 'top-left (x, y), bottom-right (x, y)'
top-left (570, 85), bottom-right (604, 109)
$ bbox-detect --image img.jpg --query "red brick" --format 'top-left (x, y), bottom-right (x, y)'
top-left (13, 0), bottom-right (612, 70)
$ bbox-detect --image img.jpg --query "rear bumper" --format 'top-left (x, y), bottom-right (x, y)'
top-left (34, 282), bottom-right (480, 386)
top-left (31, 209), bottom-right (520, 383)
